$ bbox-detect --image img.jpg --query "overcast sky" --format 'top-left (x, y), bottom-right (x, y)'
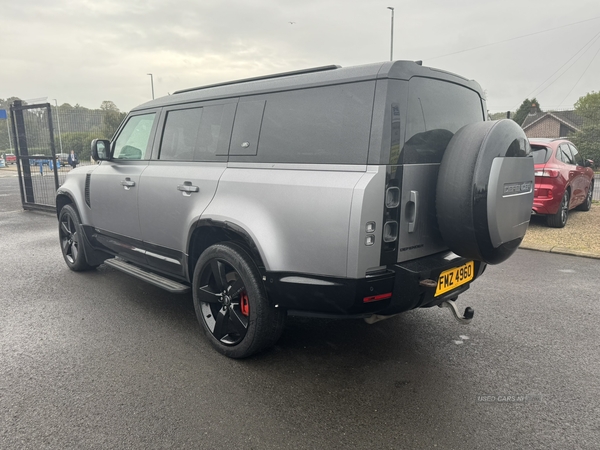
top-left (2, 0), bottom-right (599, 113)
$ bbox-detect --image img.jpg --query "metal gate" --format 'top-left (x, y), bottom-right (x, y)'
top-left (10, 100), bottom-right (60, 212)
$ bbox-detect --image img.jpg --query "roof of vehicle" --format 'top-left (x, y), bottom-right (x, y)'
top-left (132, 60), bottom-right (484, 112)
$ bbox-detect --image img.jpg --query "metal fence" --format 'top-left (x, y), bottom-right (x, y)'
top-left (9, 101), bottom-right (114, 211)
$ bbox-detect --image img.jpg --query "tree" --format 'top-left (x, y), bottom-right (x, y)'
top-left (61, 132), bottom-right (103, 161)
top-left (100, 101), bottom-right (126, 139)
top-left (513, 98), bottom-right (541, 126)
top-left (100, 101), bottom-right (119, 112)
top-left (571, 91), bottom-right (600, 168)
top-left (574, 91), bottom-right (600, 122)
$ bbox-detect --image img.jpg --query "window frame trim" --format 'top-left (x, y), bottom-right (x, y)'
top-left (111, 109), bottom-right (161, 161)
top-left (149, 98), bottom-right (239, 162)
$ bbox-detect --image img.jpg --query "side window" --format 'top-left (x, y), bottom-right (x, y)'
top-left (113, 113), bottom-right (156, 160)
top-left (229, 101), bottom-right (265, 157)
top-left (568, 143), bottom-right (583, 166)
top-left (196, 104), bottom-right (236, 160)
top-left (252, 82), bottom-right (375, 164)
top-left (559, 144), bottom-right (574, 165)
top-left (159, 104), bottom-right (235, 161)
top-left (160, 108), bottom-right (203, 161)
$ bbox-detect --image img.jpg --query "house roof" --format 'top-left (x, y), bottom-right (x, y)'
top-left (521, 109), bottom-right (585, 131)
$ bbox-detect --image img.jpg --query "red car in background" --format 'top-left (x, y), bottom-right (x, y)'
top-left (5, 153), bottom-right (16, 164)
top-left (529, 138), bottom-right (594, 228)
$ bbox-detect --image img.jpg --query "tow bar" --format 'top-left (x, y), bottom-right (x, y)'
top-left (439, 300), bottom-right (474, 325)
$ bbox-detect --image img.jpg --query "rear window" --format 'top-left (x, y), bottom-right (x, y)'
top-left (229, 81), bottom-right (375, 164)
top-left (530, 145), bottom-right (551, 164)
top-left (398, 77), bottom-right (484, 164)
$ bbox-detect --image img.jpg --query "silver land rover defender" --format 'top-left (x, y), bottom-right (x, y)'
top-left (57, 61), bottom-right (534, 358)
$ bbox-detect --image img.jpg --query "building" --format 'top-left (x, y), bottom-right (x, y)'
top-left (521, 105), bottom-right (584, 138)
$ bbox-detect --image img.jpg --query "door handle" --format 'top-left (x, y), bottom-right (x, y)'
top-left (407, 190), bottom-right (418, 233)
top-left (177, 181), bottom-right (199, 196)
top-left (121, 178), bottom-right (136, 190)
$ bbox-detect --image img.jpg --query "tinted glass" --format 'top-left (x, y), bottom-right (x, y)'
top-left (196, 104), bottom-right (235, 159)
top-left (160, 108), bottom-right (203, 161)
top-left (229, 101), bottom-right (265, 157)
top-left (159, 104), bottom-right (234, 161)
top-left (530, 145), bottom-right (550, 164)
top-left (400, 78), bottom-right (483, 164)
top-left (113, 113), bottom-right (156, 160)
top-left (252, 81), bottom-right (375, 164)
top-left (568, 143), bottom-right (583, 166)
top-left (558, 144), bottom-right (574, 165)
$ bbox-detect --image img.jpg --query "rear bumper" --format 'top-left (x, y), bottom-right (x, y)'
top-left (532, 180), bottom-right (563, 215)
top-left (265, 251), bottom-right (487, 317)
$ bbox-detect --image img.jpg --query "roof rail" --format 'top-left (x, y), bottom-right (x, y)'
top-left (173, 65), bottom-right (341, 95)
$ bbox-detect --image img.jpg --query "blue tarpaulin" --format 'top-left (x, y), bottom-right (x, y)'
top-left (0, 109), bottom-right (7, 119)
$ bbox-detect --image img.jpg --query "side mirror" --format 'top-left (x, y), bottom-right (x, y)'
top-left (91, 139), bottom-right (111, 161)
top-left (584, 159), bottom-right (594, 168)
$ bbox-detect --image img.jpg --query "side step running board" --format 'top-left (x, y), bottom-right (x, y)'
top-left (104, 258), bottom-right (191, 294)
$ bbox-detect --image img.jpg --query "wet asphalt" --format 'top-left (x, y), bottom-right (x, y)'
top-left (1, 175), bottom-right (599, 449)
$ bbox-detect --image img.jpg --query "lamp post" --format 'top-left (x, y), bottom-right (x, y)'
top-left (53, 99), bottom-right (64, 154)
top-left (387, 7), bottom-right (394, 61)
top-left (147, 73), bottom-right (155, 100)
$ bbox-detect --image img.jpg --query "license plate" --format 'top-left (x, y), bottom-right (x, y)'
top-left (434, 261), bottom-right (475, 297)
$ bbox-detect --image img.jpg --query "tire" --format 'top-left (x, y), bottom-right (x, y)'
top-left (192, 242), bottom-right (286, 359)
top-left (547, 190), bottom-right (570, 228)
top-left (58, 204), bottom-right (96, 271)
top-left (576, 181), bottom-right (593, 212)
top-left (436, 120), bottom-right (534, 265)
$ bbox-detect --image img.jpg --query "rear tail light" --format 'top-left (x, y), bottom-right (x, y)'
top-left (534, 169), bottom-right (559, 178)
top-left (363, 292), bottom-right (392, 303)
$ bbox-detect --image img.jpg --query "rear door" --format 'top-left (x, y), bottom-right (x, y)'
top-left (392, 77), bottom-right (485, 263)
top-left (138, 101), bottom-right (236, 278)
top-left (558, 143), bottom-right (581, 205)
top-left (568, 143), bottom-right (589, 205)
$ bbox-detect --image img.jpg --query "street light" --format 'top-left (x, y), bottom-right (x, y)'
top-left (53, 99), bottom-right (64, 154)
top-left (147, 73), bottom-right (155, 100)
top-left (387, 7), bottom-right (394, 61)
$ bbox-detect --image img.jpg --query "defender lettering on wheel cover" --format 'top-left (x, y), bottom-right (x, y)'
top-left (56, 60), bottom-right (534, 358)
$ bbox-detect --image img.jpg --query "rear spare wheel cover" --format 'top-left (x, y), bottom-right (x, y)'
top-left (436, 119), bottom-right (534, 264)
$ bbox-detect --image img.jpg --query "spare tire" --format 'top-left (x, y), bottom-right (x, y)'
top-left (436, 120), bottom-right (534, 265)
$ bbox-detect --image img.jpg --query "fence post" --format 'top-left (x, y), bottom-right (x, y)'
top-left (46, 103), bottom-right (60, 192)
top-left (10, 100), bottom-right (34, 204)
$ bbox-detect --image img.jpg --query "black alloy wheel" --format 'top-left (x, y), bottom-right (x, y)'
top-left (192, 242), bottom-right (285, 358)
top-left (58, 204), bottom-right (95, 271)
top-left (197, 258), bottom-right (250, 346)
top-left (547, 190), bottom-right (570, 228)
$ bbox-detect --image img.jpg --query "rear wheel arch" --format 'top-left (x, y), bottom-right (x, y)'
top-left (187, 220), bottom-right (265, 283)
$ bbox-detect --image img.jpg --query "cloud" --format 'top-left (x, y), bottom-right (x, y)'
top-left (2, 0), bottom-right (599, 112)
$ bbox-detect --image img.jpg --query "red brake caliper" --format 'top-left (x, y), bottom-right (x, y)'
top-left (240, 292), bottom-right (250, 316)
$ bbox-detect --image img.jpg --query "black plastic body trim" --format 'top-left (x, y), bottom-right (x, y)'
top-left (265, 251), bottom-right (486, 317)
